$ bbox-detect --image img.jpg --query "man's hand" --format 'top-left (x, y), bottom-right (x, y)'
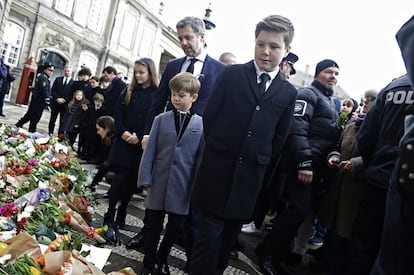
top-left (121, 131), bottom-right (139, 145)
top-left (44, 97), bottom-right (51, 111)
top-left (56, 98), bottom-right (66, 104)
top-left (141, 135), bottom-right (149, 150)
top-left (298, 169), bottom-right (313, 184)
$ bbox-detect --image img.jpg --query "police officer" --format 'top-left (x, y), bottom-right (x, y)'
top-left (255, 59), bottom-right (341, 274)
top-left (349, 74), bottom-right (412, 274)
top-left (16, 62), bottom-right (54, 132)
top-left (370, 15), bottom-right (414, 275)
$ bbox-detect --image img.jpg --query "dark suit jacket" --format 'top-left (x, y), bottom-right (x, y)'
top-left (51, 76), bottom-right (73, 104)
top-left (103, 77), bottom-right (127, 117)
top-left (144, 54), bottom-right (225, 134)
top-left (192, 61), bottom-right (297, 220)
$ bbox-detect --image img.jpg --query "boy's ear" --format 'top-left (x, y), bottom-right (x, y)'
top-left (191, 94), bottom-right (199, 102)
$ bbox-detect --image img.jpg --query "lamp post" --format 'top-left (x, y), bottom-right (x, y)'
top-left (203, 3), bottom-right (216, 30)
top-left (40, 49), bottom-right (49, 65)
top-left (38, 49), bottom-right (49, 72)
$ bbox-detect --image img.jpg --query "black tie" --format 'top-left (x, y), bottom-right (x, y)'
top-left (63, 78), bottom-right (68, 86)
top-left (186, 58), bottom-right (198, 74)
top-left (259, 73), bottom-right (270, 94)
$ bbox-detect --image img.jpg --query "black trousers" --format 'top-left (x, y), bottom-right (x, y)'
top-left (257, 168), bottom-right (312, 262)
top-left (104, 169), bottom-right (137, 226)
top-left (189, 211), bottom-right (243, 275)
top-left (16, 101), bottom-right (45, 132)
top-left (48, 103), bottom-right (67, 135)
top-left (143, 209), bottom-right (186, 269)
top-left (348, 185), bottom-right (387, 275)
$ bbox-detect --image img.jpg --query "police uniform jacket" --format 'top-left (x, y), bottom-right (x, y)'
top-left (192, 61), bottom-right (297, 220)
top-left (358, 74), bottom-right (412, 189)
top-left (31, 73), bottom-right (51, 105)
top-left (286, 80), bottom-right (341, 169)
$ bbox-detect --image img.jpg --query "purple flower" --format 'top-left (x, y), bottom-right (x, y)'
top-left (28, 158), bottom-right (39, 166)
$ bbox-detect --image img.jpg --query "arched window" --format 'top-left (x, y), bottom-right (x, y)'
top-left (0, 22), bottom-right (24, 66)
top-left (78, 52), bottom-right (98, 76)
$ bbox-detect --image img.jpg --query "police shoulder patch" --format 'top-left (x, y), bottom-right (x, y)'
top-left (294, 100), bottom-right (307, 116)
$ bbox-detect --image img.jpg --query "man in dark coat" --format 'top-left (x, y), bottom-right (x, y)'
top-left (255, 59), bottom-right (341, 274)
top-left (126, 16), bottom-right (225, 259)
top-left (141, 16), bottom-right (225, 144)
top-left (369, 15), bottom-right (414, 275)
top-left (16, 62), bottom-right (54, 132)
top-left (102, 66), bottom-right (127, 117)
top-left (48, 65), bottom-right (73, 135)
top-left (189, 15), bottom-right (297, 275)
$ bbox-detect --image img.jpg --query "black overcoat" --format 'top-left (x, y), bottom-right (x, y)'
top-left (192, 61), bottom-right (297, 220)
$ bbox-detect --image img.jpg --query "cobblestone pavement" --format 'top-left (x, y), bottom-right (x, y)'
top-left (1, 102), bottom-right (327, 274)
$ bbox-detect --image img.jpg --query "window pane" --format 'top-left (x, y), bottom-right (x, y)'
top-left (55, 0), bottom-right (74, 17)
top-left (88, 0), bottom-right (108, 33)
top-left (1, 22), bottom-right (24, 67)
top-left (73, 0), bottom-right (90, 26)
top-left (119, 11), bottom-right (136, 48)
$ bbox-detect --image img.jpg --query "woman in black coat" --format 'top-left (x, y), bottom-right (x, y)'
top-left (103, 58), bottom-right (159, 229)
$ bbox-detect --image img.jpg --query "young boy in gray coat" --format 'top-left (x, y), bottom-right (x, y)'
top-left (137, 72), bottom-right (204, 275)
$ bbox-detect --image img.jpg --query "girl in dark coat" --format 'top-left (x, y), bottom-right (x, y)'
top-left (103, 58), bottom-right (159, 229)
top-left (61, 90), bottom-right (89, 147)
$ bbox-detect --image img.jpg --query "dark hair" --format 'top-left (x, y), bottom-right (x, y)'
top-left (90, 76), bottom-right (100, 82)
top-left (102, 66), bottom-right (117, 75)
top-left (96, 115), bottom-right (115, 145)
top-left (78, 67), bottom-right (92, 76)
top-left (255, 15), bottom-right (294, 47)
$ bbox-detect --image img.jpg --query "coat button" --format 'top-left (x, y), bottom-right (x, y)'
top-left (238, 157), bottom-right (243, 163)
top-left (256, 105), bottom-right (261, 111)
top-left (247, 130), bottom-right (253, 137)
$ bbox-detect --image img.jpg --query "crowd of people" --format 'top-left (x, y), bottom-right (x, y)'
top-left (5, 11), bottom-right (414, 275)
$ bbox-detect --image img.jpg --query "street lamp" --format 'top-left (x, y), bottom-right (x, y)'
top-left (203, 3), bottom-right (216, 30)
top-left (40, 49), bottom-right (49, 65)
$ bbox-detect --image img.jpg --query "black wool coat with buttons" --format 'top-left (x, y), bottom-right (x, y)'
top-left (192, 61), bottom-right (297, 220)
top-left (107, 85), bottom-right (157, 170)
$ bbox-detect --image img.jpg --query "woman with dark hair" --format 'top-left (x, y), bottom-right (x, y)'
top-left (90, 115), bottom-right (115, 191)
top-left (103, 58), bottom-right (159, 231)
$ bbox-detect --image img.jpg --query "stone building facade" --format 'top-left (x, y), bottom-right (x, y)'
top-left (0, 0), bottom-right (182, 104)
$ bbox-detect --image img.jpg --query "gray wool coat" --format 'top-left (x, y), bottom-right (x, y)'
top-left (137, 111), bottom-right (204, 215)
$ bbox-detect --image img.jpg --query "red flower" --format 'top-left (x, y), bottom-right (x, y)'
top-left (17, 217), bottom-right (28, 233)
top-left (64, 213), bottom-right (71, 224)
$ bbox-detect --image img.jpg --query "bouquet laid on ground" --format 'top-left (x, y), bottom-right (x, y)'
top-left (0, 124), bottom-right (109, 272)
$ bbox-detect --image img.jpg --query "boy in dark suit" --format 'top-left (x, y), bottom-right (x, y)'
top-left (189, 15), bottom-right (297, 275)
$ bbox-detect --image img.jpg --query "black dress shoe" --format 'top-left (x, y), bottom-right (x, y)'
top-left (158, 262), bottom-right (170, 275)
top-left (229, 250), bottom-right (239, 260)
top-left (256, 247), bottom-right (277, 275)
top-left (284, 252), bottom-right (302, 266)
top-left (140, 267), bottom-right (154, 275)
top-left (126, 231), bottom-right (144, 249)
